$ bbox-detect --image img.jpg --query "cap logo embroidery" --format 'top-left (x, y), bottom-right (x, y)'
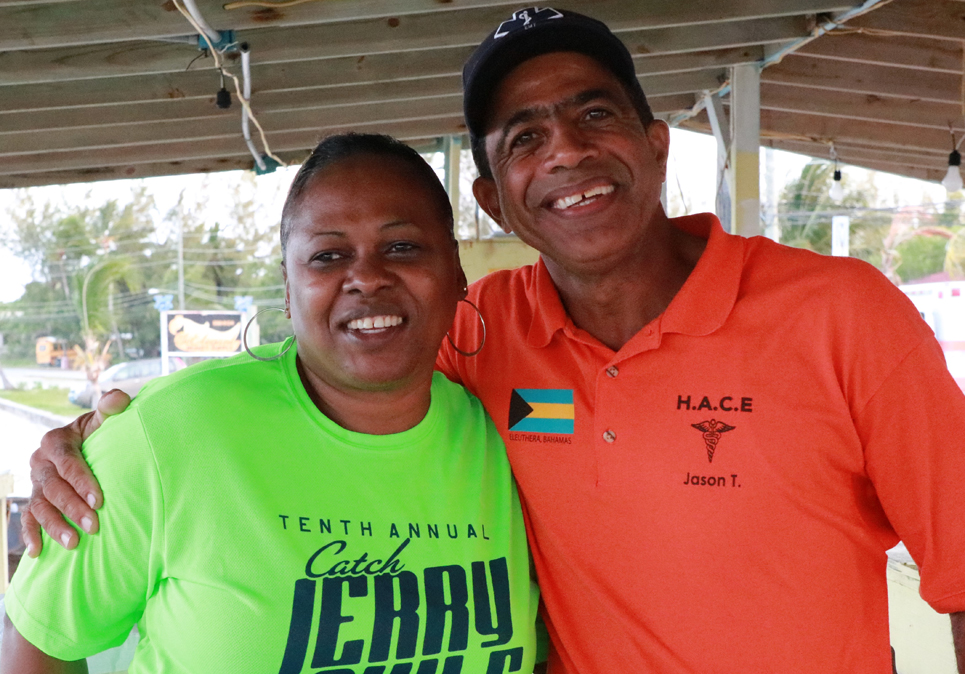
top-left (494, 7), bottom-right (563, 39)
top-left (691, 419), bottom-right (736, 463)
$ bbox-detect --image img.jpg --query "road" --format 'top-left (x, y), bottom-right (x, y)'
top-left (3, 367), bottom-right (86, 390)
top-left (0, 407), bottom-right (46, 497)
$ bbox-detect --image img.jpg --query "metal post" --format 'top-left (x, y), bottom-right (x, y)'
top-left (729, 64), bottom-right (761, 237)
top-left (1, 472), bottom-right (14, 592)
top-left (177, 218), bottom-right (185, 311)
top-left (442, 135), bottom-right (466, 238)
top-left (832, 215), bottom-right (850, 257)
top-left (764, 147), bottom-right (780, 242)
top-left (704, 92), bottom-right (732, 231)
top-left (160, 310), bottom-right (169, 376)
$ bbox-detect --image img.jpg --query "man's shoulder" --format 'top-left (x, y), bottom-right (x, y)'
top-left (745, 237), bottom-right (896, 293)
top-left (741, 237), bottom-right (928, 336)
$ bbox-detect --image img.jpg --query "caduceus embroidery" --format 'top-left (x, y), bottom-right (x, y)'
top-left (691, 419), bottom-right (736, 463)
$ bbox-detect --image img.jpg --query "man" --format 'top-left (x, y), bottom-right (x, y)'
top-left (21, 8), bottom-right (965, 673)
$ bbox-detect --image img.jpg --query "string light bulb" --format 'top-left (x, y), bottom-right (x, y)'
top-left (829, 144), bottom-right (844, 204)
top-left (829, 170), bottom-right (844, 204)
top-left (943, 149), bottom-right (963, 193)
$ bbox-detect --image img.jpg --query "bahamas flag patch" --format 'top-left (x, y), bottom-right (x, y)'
top-left (508, 388), bottom-right (574, 434)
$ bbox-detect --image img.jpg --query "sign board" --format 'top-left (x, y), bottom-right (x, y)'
top-left (831, 215), bottom-right (850, 257)
top-left (160, 310), bottom-right (244, 375)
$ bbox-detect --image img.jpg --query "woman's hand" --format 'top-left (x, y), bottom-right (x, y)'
top-left (22, 390), bottom-right (131, 557)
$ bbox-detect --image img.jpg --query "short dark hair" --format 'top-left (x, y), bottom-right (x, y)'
top-left (280, 133), bottom-right (455, 258)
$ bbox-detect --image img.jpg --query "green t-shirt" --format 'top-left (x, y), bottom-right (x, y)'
top-left (7, 340), bottom-right (539, 673)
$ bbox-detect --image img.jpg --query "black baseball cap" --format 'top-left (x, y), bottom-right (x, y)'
top-left (463, 7), bottom-right (652, 141)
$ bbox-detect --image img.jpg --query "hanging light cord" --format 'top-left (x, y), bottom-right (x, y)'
top-left (172, 0), bottom-right (286, 168)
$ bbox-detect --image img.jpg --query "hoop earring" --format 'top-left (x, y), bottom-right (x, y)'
top-left (243, 307), bottom-right (295, 362)
top-left (446, 299), bottom-right (486, 357)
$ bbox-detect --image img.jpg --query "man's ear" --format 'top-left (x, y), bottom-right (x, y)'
top-left (472, 176), bottom-right (511, 233)
top-left (646, 119), bottom-right (671, 181)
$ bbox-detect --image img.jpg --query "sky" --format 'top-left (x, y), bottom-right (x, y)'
top-left (0, 128), bottom-right (951, 304)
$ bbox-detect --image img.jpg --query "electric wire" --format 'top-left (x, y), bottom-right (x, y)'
top-left (171, 0), bottom-right (286, 169)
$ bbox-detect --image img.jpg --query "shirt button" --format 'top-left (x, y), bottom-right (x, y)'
top-left (603, 430), bottom-right (616, 443)
top-left (606, 366), bottom-right (619, 378)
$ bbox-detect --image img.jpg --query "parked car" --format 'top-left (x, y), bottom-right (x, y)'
top-left (69, 358), bottom-right (184, 408)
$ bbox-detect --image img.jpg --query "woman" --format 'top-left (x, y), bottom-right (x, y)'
top-left (1, 134), bottom-right (539, 673)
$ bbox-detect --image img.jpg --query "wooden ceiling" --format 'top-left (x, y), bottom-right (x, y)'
top-left (1, 0), bottom-right (951, 189)
top-left (681, 0), bottom-right (965, 184)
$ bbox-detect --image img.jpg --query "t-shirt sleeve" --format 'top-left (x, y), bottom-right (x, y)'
top-left (5, 406), bottom-right (164, 660)
top-left (857, 335), bottom-right (965, 613)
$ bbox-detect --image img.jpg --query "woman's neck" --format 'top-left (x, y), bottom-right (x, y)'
top-left (296, 357), bottom-right (433, 435)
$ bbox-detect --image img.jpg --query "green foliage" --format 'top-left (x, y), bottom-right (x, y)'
top-left (778, 161), bottom-right (965, 283)
top-left (778, 161), bottom-right (890, 265)
top-left (0, 177), bottom-right (288, 361)
top-left (894, 235), bottom-right (949, 282)
top-left (0, 386), bottom-right (79, 417)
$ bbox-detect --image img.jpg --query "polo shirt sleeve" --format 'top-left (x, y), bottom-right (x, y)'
top-left (857, 334), bottom-right (965, 614)
top-left (5, 406), bottom-right (164, 660)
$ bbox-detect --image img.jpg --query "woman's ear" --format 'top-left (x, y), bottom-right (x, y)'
top-left (452, 246), bottom-right (469, 301)
top-left (472, 177), bottom-right (511, 234)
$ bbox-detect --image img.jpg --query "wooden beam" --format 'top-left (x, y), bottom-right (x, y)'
top-left (0, 43), bottom-right (725, 115)
top-left (0, 116), bottom-right (469, 177)
top-left (0, 67), bottom-right (725, 156)
top-left (765, 137), bottom-right (947, 169)
top-left (0, 136), bottom-right (442, 188)
top-left (0, 0), bottom-right (856, 51)
top-left (0, 150), bottom-right (305, 188)
top-left (681, 120), bottom-right (948, 182)
top-left (635, 46), bottom-right (764, 75)
top-left (848, 0), bottom-right (965, 42)
top-left (755, 82), bottom-right (964, 133)
top-left (765, 140), bottom-right (946, 181)
top-left (757, 108), bottom-right (956, 154)
top-left (0, 76), bottom-right (462, 133)
top-left (794, 31), bottom-right (963, 73)
top-left (648, 93), bottom-right (701, 115)
top-left (628, 15), bottom-right (809, 56)
top-left (0, 96), bottom-right (465, 156)
top-left (0, 0), bottom-right (82, 6)
top-left (0, 46), bottom-right (475, 112)
top-left (761, 53), bottom-right (961, 104)
top-left (0, 13), bottom-right (806, 87)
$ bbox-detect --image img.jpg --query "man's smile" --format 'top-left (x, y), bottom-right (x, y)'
top-left (549, 183), bottom-right (615, 211)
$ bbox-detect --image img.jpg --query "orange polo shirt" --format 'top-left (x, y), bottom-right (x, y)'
top-left (437, 213), bottom-right (965, 674)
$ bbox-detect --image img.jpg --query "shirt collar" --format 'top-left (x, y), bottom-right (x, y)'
top-left (660, 213), bottom-right (743, 337)
top-left (525, 257), bottom-right (569, 348)
top-left (524, 213), bottom-right (744, 349)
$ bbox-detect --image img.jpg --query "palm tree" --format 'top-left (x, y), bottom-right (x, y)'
top-left (74, 256), bottom-right (136, 406)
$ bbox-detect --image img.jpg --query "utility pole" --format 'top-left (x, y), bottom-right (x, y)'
top-left (177, 216), bottom-right (185, 310)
